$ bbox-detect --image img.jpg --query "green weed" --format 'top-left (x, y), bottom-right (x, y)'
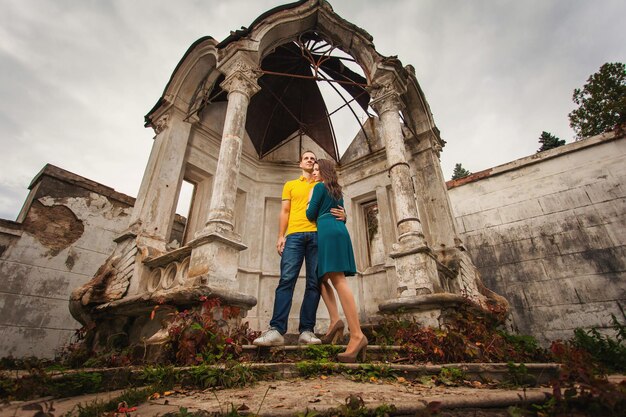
top-left (302, 344), bottom-right (343, 361)
top-left (571, 314), bottom-right (626, 373)
top-left (140, 364), bottom-right (178, 391)
top-left (503, 362), bottom-right (536, 388)
top-left (184, 363), bottom-right (268, 389)
top-left (296, 359), bottom-right (339, 377)
top-left (344, 364), bottom-right (398, 383)
top-left (436, 366), bottom-right (466, 386)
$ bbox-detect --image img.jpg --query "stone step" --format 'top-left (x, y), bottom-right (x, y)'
top-left (240, 360), bottom-right (560, 386)
top-left (242, 343), bottom-right (403, 363)
top-left (2, 361), bottom-right (560, 388)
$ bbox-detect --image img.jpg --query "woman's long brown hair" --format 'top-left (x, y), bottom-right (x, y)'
top-left (317, 159), bottom-right (342, 201)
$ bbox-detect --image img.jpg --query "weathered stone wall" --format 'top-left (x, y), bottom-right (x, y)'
top-left (0, 165), bottom-right (185, 358)
top-left (447, 132), bottom-right (626, 344)
top-left (5, 129), bottom-right (623, 358)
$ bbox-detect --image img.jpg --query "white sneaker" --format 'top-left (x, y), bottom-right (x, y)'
top-left (299, 331), bottom-right (322, 345)
top-left (253, 328), bottom-right (284, 347)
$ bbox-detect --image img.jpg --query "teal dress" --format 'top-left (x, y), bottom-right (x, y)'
top-left (306, 183), bottom-right (356, 279)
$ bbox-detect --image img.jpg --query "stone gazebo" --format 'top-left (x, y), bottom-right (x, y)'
top-left (70, 0), bottom-right (507, 353)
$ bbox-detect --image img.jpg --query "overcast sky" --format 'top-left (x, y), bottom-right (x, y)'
top-left (1, 0), bottom-right (625, 220)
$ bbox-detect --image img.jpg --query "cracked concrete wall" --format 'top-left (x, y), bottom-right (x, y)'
top-left (447, 132), bottom-right (626, 344)
top-left (0, 166), bottom-right (137, 358)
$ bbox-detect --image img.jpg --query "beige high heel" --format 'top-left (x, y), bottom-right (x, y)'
top-left (337, 335), bottom-right (368, 363)
top-left (320, 320), bottom-right (345, 344)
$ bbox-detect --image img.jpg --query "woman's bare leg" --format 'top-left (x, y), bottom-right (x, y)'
top-left (328, 272), bottom-right (364, 352)
top-left (320, 277), bottom-right (341, 333)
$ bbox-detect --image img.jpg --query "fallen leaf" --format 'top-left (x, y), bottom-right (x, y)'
top-left (308, 398), bottom-right (321, 403)
top-left (149, 393), bottom-right (161, 400)
top-left (396, 377), bottom-right (407, 383)
top-left (163, 391), bottom-right (174, 396)
top-left (320, 375), bottom-right (328, 380)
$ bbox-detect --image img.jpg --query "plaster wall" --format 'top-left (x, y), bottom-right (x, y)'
top-left (0, 167), bottom-right (134, 358)
top-left (447, 132), bottom-right (626, 344)
top-left (0, 166), bottom-right (186, 358)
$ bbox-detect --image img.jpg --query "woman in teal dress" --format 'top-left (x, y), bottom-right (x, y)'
top-left (306, 159), bottom-right (367, 362)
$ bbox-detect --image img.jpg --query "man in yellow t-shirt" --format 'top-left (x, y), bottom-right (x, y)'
top-left (253, 150), bottom-right (345, 346)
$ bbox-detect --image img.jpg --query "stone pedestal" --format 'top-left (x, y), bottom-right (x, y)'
top-left (390, 243), bottom-right (442, 297)
top-left (187, 224), bottom-right (247, 290)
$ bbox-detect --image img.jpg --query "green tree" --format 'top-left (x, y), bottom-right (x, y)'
top-left (451, 163), bottom-right (471, 180)
top-left (537, 131), bottom-right (565, 152)
top-left (568, 62), bottom-right (626, 140)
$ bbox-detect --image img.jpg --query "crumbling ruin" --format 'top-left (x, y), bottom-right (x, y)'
top-left (69, 0), bottom-right (507, 355)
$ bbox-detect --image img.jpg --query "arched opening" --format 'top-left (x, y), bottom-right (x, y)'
top-left (189, 32), bottom-right (374, 162)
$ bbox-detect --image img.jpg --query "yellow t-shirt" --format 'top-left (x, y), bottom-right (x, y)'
top-left (282, 176), bottom-right (318, 235)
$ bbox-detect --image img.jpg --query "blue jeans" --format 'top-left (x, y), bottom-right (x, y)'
top-left (269, 232), bottom-right (320, 334)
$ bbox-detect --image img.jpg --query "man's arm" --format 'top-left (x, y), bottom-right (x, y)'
top-left (276, 200), bottom-right (291, 256)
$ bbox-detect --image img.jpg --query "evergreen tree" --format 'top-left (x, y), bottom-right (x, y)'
top-left (451, 163), bottom-right (471, 180)
top-left (537, 131), bottom-right (565, 152)
top-left (568, 62), bottom-right (626, 140)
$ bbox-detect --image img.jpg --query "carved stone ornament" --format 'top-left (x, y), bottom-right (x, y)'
top-left (433, 140), bottom-right (443, 156)
top-left (69, 238), bottom-right (138, 325)
top-left (369, 84), bottom-right (402, 116)
top-left (368, 76), bottom-right (401, 116)
top-left (220, 61), bottom-right (261, 98)
top-left (153, 114), bottom-right (169, 135)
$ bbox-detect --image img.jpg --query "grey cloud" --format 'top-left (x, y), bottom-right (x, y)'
top-left (1, 0), bottom-right (625, 220)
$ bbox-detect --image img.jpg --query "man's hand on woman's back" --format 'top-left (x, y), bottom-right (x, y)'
top-left (330, 206), bottom-right (346, 222)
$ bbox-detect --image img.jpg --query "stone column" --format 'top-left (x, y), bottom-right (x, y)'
top-left (126, 108), bottom-right (193, 251)
top-left (412, 133), bottom-right (461, 251)
top-left (204, 63), bottom-right (260, 230)
top-left (369, 71), bottom-right (440, 297)
top-left (187, 57), bottom-right (260, 291)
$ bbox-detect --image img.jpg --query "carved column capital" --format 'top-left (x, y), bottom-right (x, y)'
top-left (369, 86), bottom-right (402, 116)
top-left (369, 66), bottom-right (408, 115)
top-left (151, 106), bottom-right (197, 136)
top-left (368, 73), bottom-right (405, 116)
top-left (220, 60), bottom-right (261, 99)
top-left (153, 114), bottom-right (170, 135)
top-left (432, 137), bottom-right (444, 158)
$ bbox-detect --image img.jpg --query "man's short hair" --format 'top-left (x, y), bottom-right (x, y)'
top-left (300, 150), bottom-right (316, 161)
